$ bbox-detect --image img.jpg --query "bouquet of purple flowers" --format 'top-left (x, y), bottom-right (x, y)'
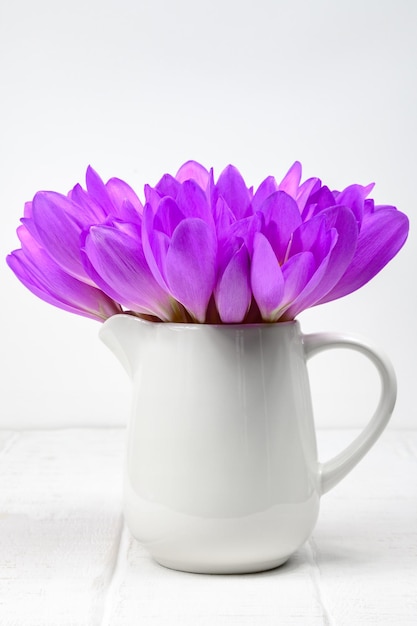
top-left (7, 161), bottom-right (409, 324)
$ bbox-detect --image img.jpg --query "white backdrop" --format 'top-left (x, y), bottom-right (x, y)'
top-left (1, 0), bottom-right (416, 429)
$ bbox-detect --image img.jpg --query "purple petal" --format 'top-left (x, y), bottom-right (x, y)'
top-left (20, 215), bottom-right (40, 241)
top-left (258, 191), bottom-right (302, 262)
top-left (278, 161), bottom-right (302, 198)
top-left (83, 224), bottom-right (173, 319)
top-left (154, 197), bottom-right (185, 236)
top-left (283, 206), bottom-right (358, 318)
top-left (85, 166), bottom-right (113, 211)
top-left (335, 184), bottom-right (368, 224)
top-left (144, 184), bottom-right (163, 208)
top-left (251, 176), bottom-right (278, 212)
top-left (68, 183), bottom-right (106, 223)
top-left (316, 207), bottom-right (409, 304)
top-left (364, 182), bottom-right (375, 196)
top-left (155, 173), bottom-right (181, 199)
top-left (175, 160), bottom-right (210, 190)
top-left (176, 179), bottom-right (212, 223)
top-left (8, 228), bottom-right (120, 321)
top-left (165, 219), bottom-right (217, 322)
top-left (251, 232), bottom-right (284, 320)
top-left (213, 197), bottom-right (236, 240)
top-left (302, 185), bottom-right (336, 220)
top-left (228, 213), bottom-right (263, 255)
top-left (216, 165), bottom-right (251, 219)
top-left (296, 177), bottom-right (321, 212)
top-left (373, 202), bottom-right (396, 212)
top-left (141, 203), bottom-right (170, 289)
top-left (281, 252), bottom-right (316, 306)
top-left (308, 205), bottom-right (359, 295)
top-left (290, 213), bottom-right (331, 259)
top-left (106, 177), bottom-right (144, 221)
top-left (31, 191), bottom-right (92, 283)
top-left (215, 242), bottom-right (251, 323)
top-left (24, 201), bottom-right (33, 218)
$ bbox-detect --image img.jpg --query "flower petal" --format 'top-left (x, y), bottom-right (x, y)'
top-left (296, 177), bottom-right (321, 213)
top-left (165, 218), bottom-right (217, 322)
top-left (154, 197), bottom-right (185, 236)
top-left (316, 207), bottom-right (409, 304)
top-left (213, 197), bottom-right (236, 240)
top-left (278, 161), bottom-right (302, 198)
top-left (141, 203), bottom-right (170, 289)
top-left (302, 185), bottom-right (336, 220)
top-left (176, 179), bottom-right (212, 223)
top-left (251, 176), bottom-right (278, 212)
top-left (85, 166), bottom-right (114, 214)
top-left (175, 160), bottom-right (210, 190)
top-left (283, 206), bottom-right (358, 318)
top-left (281, 252), bottom-right (316, 306)
top-left (258, 191), bottom-right (302, 262)
top-left (155, 173), bottom-right (181, 199)
top-left (68, 183), bottom-right (106, 223)
top-left (335, 184), bottom-right (368, 225)
top-left (228, 213), bottom-right (263, 255)
top-left (106, 177), bottom-right (144, 221)
top-left (251, 232), bottom-right (284, 320)
top-left (216, 165), bottom-right (251, 219)
top-left (31, 191), bottom-right (91, 282)
top-left (8, 228), bottom-right (120, 321)
top-left (83, 224), bottom-right (172, 319)
top-left (144, 183), bottom-right (163, 208)
top-left (215, 242), bottom-right (251, 323)
top-left (24, 201), bottom-right (33, 218)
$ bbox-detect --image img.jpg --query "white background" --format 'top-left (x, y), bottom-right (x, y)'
top-left (0, 0), bottom-right (416, 430)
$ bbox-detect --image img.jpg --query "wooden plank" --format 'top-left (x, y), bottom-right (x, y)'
top-left (314, 430), bottom-right (417, 625)
top-left (0, 429), bottom-right (125, 626)
top-left (0, 432), bottom-right (20, 459)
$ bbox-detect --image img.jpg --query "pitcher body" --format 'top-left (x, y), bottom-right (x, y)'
top-left (100, 314), bottom-right (396, 573)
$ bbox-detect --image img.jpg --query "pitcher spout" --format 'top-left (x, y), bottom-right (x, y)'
top-left (99, 313), bottom-right (151, 378)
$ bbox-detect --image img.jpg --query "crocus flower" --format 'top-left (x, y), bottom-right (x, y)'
top-left (7, 161), bottom-right (409, 324)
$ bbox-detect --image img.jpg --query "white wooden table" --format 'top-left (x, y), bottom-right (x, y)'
top-left (0, 428), bottom-right (416, 625)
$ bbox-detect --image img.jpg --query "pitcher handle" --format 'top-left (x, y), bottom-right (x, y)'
top-left (303, 332), bottom-right (397, 495)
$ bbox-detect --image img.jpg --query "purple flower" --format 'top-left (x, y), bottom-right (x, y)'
top-left (7, 161), bottom-right (409, 324)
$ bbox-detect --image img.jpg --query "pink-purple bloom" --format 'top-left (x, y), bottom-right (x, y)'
top-left (7, 161), bottom-right (409, 323)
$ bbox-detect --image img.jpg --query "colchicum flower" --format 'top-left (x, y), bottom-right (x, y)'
top-left (7, 161), bottom-right (409, 324)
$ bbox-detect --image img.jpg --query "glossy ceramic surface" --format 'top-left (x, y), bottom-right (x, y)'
top-left (100, 315), bottom-right (397, 574)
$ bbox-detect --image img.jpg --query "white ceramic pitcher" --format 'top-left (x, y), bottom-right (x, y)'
top-left (100, 314), bottom-right (396, 574)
